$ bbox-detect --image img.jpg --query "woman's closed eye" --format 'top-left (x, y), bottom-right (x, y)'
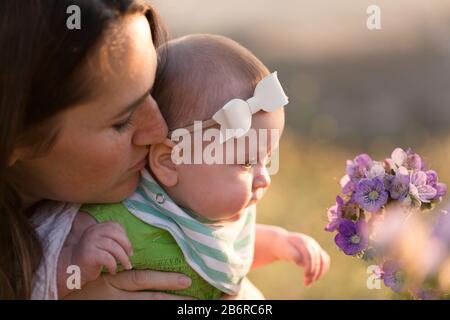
top-left (113, 113), bottom-right (134, 133)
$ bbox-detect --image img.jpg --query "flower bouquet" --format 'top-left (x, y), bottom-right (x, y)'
top-left (325, 148), bottom-right (447, 295)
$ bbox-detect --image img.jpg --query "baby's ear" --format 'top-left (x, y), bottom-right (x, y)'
top-left (149, 139), bottom-right (178, 187)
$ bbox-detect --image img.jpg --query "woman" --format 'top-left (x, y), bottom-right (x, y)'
top-left (0, 0), bottom-right (196, 299)
top-left (0, 0), bottom-right (265, 300)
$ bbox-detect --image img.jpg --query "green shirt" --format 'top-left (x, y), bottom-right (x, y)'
top-left (81, 202), bottom-right (223, 300)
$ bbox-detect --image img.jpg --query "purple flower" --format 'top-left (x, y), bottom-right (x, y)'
top-left (405, 148), bottom-right (423, 171)
top-left (366, 162), bottom-right (386, 180)
top-left (390, 148), bottom-right (423, 171)
top-left (426, 170), bottom-right (447, 200)
top-left (410, 171), bottom-right (437, 203)
top-left (389, 167), bottom-right (410, 200)
top-left (325, 196), bottom-right (344, 232)
top-left (426, 170), bottom-right (438, 185)
top-left (354, 178), bottom-right (388, 213)
top-left (346, 154), bottom-right (373, 183)
top-left (341, 201), bottom-right (359, 220)
top-left (340, 175), bottom-right (355, 195)
top-left (382, 260), bottom-right (405, 293)
top-left (334, 220), bottom-right (369, 255)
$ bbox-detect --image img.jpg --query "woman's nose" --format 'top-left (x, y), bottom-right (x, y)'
top-left (132, 95), bottom-right (168, 146)
top-left (252, 165), bottom-right (271, 191)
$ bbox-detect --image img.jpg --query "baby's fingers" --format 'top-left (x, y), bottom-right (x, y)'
top-left (305, 244), bottom-right (324, 286)
top-left (97, 251), bottom-right (119, 275)
top-left (107, 230), bottom-right (133, 257)
top-left (301, 247), bottom-right (316, 286)
top-left (310, 247), bottom-right (330, 284)
top-left (97, 238), bottom-right (132, 270)
top-left (96, 222), bottom-right (133, 257)
top-left (317, 250), bottom-right (331, 280)
top-left (312, 245), bottom-right (323, 282)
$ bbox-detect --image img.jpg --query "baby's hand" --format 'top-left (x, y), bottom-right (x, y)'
top-left (276, 232), bottom-right (330, 287)
top-left (71, 222), bottom-right (133, 283)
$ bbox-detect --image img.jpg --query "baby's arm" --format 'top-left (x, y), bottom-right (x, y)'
top-left (252, 224), bottom-right (330, 286)
top-left (57, 212), bottom-right (133, 298)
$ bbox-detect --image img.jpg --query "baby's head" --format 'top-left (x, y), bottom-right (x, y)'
top-left (150, 34), bottom-right (285, 223)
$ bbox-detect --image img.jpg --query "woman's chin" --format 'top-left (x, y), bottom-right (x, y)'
top-left (109, 172), bottom-right (141, 202)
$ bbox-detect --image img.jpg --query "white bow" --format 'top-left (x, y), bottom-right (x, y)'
top-left (212, 72), bottom-right (289, 143)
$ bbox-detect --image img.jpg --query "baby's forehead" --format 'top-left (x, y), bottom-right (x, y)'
top-left (250, 108), bottom-right (285, 133)
top-left (232, 110), bottom-right (284, 156)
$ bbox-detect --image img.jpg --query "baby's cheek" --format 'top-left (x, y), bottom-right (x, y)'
top-left (226, 187), bottom-right (252, 211)
top-left (205, 183), bottom-right (251, 219)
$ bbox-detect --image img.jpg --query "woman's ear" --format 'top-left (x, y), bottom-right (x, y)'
top-left (8, 146), bottom-right (33, 167)
top-left (8, 150), bottom-right (20, 167)
top-left (149, 139), bottom-right (179, 187)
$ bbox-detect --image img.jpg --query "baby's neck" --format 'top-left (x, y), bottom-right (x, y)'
top-left (180, 206), bottom-right (219, 224)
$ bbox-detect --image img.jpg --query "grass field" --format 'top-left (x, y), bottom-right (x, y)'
top-left (247, 129), bottom-right (450, 299)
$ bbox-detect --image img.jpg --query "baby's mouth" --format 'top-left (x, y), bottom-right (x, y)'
top-left (248, 191), bottom-right (263, 207)
top-left (252, 189), bottom-right (265, 202)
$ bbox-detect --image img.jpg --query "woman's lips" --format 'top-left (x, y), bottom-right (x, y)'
top-left (129, 157), bottom-right (147, 171)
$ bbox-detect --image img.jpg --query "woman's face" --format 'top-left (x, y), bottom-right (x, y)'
top-left (12, 14), bottom-right (168, 205)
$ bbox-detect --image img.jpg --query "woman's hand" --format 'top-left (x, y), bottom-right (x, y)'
top-left (62, 269), bottom-right (193, 300)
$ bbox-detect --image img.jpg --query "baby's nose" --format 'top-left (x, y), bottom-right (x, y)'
top-left (252, 166), bottom-right (271, 191)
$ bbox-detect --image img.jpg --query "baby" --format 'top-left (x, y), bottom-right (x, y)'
top-left (57, 34), bottom-right (330, 299)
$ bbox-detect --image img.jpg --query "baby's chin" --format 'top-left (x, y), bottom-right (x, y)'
top-left (196, 199), bottom-right (254, 223)
top-left (201, 208), bottom-right (246, 224)
top-left (220, 206), bottom-right (253, 223)
top-left (222, 212), bottom-right (243, 223)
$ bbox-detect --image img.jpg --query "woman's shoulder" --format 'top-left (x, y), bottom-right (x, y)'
top-left (31, 200), bottom-right (81, 232)
top-left (30, 201), bottom-right (81, 300)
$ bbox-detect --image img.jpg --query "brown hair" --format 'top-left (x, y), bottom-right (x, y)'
top-left (152, 34), bottom-right (269, 131)
top-left (0, 0), bottom-right (166, 299)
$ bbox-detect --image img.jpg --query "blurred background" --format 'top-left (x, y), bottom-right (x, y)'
top-left (153, 0), bottom-right (450, 299)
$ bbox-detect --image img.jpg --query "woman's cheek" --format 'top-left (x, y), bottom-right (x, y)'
top-left (69, 140), bottom-right (131, 193)
top-left (78, 149), bottom-right (121, 180)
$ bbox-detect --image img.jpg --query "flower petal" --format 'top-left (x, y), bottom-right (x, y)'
top-left (426, 170), bottom-right (438, 186)
top-left (411, 171), bottom-right (427, 187)
top-left (337, 219), bottom-right (356, 237)
top-left (417, 185), bottom-right (437, 202)
top-left (391, 148), bottom-right (407, 167)
top-left (435, 183), bottom-right (447, 198)
top-left (367, 163), bottom-right (386, 179)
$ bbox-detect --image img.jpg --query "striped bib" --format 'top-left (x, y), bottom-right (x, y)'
top-left (123, 168), bottom-right (256, 295)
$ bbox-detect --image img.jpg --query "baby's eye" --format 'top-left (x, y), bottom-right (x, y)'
top-left (241, 162), bottom-right (252, 169)
top-left (241, 161), bottom-right (256, 169)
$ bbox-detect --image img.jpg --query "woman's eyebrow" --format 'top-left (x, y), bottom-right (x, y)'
top-left (113, 89), bottom-right (150, 119)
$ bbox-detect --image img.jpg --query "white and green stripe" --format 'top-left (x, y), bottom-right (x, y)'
top-left (123, 169), bottom-right (255, 294)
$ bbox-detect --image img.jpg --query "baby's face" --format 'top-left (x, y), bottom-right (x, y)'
top-left (171, 108), bottom-right (285, 223)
